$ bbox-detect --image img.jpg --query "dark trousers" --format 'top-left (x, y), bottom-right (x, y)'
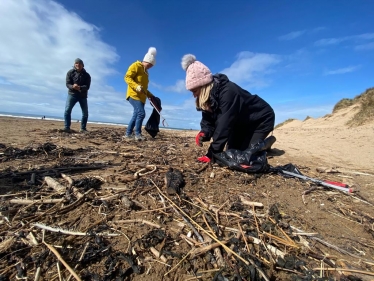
top-left (64, 94), bottom-right (88, 130)
top-left (227, 130), bottom-right (272, 151)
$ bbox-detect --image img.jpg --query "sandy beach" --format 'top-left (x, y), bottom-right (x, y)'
top-left (0, 105), bottom-right (373, 280)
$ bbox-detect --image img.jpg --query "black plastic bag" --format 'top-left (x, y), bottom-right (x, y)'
top-left (214, 149), bottom-right (270, 173)
top-left (145, 96), bottom-right (162, 138)
top-left (212, 136), bottom-right (276, 173)
top-left (269, 163), bottom-right (303, 177)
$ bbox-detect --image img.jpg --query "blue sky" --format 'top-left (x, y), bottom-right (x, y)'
top-left (0, 0), bottom-right (373, 129)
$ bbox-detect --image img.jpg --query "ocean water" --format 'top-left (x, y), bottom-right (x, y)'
top-left (0, 111), bottom-right (190, 131)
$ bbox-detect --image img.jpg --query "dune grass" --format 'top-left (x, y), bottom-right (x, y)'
top-left (332, 98), bottom-right (355, 113)
top-left (275, 87), bottom-right (373, 129)
top-left (275, 118), bottom-right (296, 129)
top-left (346, 87), bottom-right (374, 126)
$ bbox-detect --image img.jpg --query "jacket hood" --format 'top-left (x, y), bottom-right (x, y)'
top-left (213, 73), bottom-right (229, 85)
top-left (207, 73), bottom-right (230, 112)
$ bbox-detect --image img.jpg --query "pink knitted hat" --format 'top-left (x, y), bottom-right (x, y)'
top-left (181, 54), bottom-right (213, 91)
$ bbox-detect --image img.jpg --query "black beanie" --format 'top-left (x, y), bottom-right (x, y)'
top-left (74, 58), bottom-right (84, 67)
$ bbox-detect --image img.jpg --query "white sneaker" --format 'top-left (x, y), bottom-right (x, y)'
top-left (122, 134), bottom-right (134, 140)
top-left (135, 134), bottom-right (146, 141)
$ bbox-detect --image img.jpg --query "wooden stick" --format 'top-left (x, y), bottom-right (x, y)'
top-left (180, 234), bottom-right (200, 246)
top-left (239, 196), bottom-right (264, 208)
top-left (114, 219), bottom-right (161, 228)
top-left (57, 261), bottom-right (62, 281)
top-left (238, 223), bottom-right (251, 253)
top-left (237, 223), bottom-right (270, 281)
top-left (312, 267), bottom-right (374, 277)
top-left (98, 194), bottom-right (121, 201)
top-left (9, 198), bottom-right (63, 205)
top-left (215, 199), bottom-right (230, 225)
top-left (150, 247), bottom-right (167, 263)
top-left (164, 249), bottom-right (194, 276)
top-left (150, 180), bottom-right (250, 266)
top-left (136, 206), bottom-right (172, 214)
top-left (190, 240), bottom-right (229, 258)
top-left (262, 232), bottom-right (298, 248)
top-left (33, 223), bottom-right (119, 236)
top-left (102, 186), bottom-right (132, 191)
top-left (43, 242), bottom-right (82, 281)
top-left (268, 217), bottom-right (296, 245)
top-left (34, 266), bottom-right (41, 281)
top-left (209, 206), bottom-right (242, 218)
top-left (61, 173), bottom-right (73, 188)
top-left (202, 214), bottom-right (217, 238)
top-left (66, 242), bottom-right (89, 281)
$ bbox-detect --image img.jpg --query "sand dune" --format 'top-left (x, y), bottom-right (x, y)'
top-left (274, 105), bottom-right (373, 172)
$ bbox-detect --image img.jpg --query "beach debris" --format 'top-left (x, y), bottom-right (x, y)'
top-left (164, 167), bottom-right (185, 195)
top-left (0, 132), bottom-right (372, 280)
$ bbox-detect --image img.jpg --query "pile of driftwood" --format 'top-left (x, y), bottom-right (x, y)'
top-left (1, 162), bottom-right (374, 281)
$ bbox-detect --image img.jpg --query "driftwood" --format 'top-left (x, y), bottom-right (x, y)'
top-left (190, 240), bottom-right (229, 258)
top-left (151, 180), bottom-right (251, 266)
top-left (239, 195), bottom-right (264, 208)
top-left (33, 223), bottom-right (120, 237)
top-left (9, 198), bottom-right (63, 205)
top-left (0, 164), bottom-right (109, 179)
top-left (150, 247), bottom-right (167, 263)
top-left (43, 242), bottom-right (82, 281)
top-left (312, 267), bottom-right (374, 277)
top-left (114, 219), bottom-right (161, 229)
top-left (1, 136), bottom-right (373, 280)
top-left (61, 173), bottom-right (74, 187)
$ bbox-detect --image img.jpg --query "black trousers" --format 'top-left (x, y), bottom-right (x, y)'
top-left (227, 130), bottom-right (272, 151)
top-left (226, 112), bottom-right (275, 151)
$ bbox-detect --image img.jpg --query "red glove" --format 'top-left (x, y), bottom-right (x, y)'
top-left (197, 156), bottom-right (211, 163)
top-left (195, 132), bottom-right (207, 147)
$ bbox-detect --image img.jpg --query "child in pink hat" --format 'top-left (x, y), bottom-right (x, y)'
top-left (181, 54), bottom-right (275, 163)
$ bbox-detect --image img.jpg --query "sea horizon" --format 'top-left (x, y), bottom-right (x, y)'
top-left (0, 111), bottom-right (193, 131)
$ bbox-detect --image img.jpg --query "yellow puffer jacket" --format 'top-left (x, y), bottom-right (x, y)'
top-left (124, 60), bottom-right (153, 103)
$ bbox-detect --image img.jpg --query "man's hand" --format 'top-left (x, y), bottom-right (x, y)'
top-left (135, 85), bottom-right (143, 93)
top-left (197, 156), bottom-right (211, 163)
top-left (73, 84), bottom-right (80, 90)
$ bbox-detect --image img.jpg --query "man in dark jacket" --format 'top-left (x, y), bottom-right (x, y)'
top-left (63, 58), bottom-right (91, 133)
top-left (181, 54), bottom-right (275, 163)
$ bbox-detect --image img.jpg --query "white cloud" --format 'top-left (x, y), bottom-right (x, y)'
top-left (355, 42), bottom-right (374, 51)
top-left (324, 65), bottom-right (361, 75)
top-left (165, 79), bottom-right (186, 93)
top-left (220, 52), bottom-right (281, 88)
top-left (311, 27), bottom-right (327, 33)
top-left (0, 0), bottom-right (133, 121)
top-left (314, 38), bottom-right (346, 46)
top-left (314, 33), bottom-right (374, 46)
top-left (278, 30), bottom-right (306, 41)
top-left (0, 0), bottom-right (192, 129)
top-left (150, 80), bottom-right (187, 94)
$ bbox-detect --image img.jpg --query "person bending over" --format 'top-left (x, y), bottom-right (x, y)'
top-left (181, 54), bottom-right (275, 163)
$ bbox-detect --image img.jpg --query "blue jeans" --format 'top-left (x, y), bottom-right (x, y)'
top-left (126, 97), bottom-right (145, 136)
top-left (64, 94), bottom-right (88, 130)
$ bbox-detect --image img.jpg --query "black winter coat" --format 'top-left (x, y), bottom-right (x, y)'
top-left (66, 68), bottom-right (91, 98)
top-left (200, 74), bottom-right (275, 156)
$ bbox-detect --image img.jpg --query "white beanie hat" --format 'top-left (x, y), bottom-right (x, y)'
top-left (143, 47), bottom-right (157, 66)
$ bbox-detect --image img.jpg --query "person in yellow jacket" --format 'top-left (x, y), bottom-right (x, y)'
top-left (123, 47), bottom-right (156, 141)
